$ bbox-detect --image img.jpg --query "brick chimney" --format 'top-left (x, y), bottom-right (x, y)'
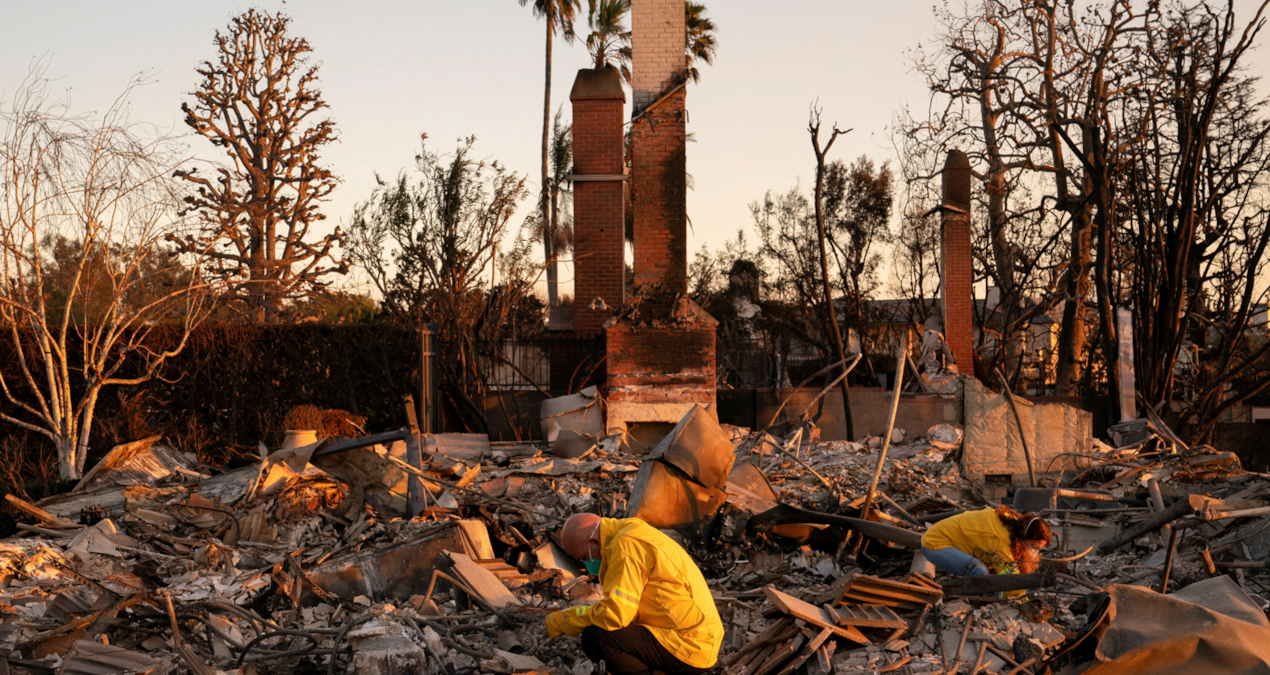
top-left (569, 68), bottom-right (626, 336)
top-left (605, 289), bottom-right (718, 438)
top-left (630, 0), bottom-right (687, 292)
top-left (940, 149), bottom-right (975, 370)
top-left (602, 1), bottom-right (716, 441)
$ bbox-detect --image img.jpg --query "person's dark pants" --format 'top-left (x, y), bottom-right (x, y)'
top-left (580, 625), bottom-right (709, 675)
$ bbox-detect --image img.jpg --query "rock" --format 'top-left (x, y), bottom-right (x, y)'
top-left (891, 428), bottom-right (906, 444)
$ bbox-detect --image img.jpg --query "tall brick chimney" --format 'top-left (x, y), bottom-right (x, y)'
top-left (602, 0), bottom-right (716, 442)
top-left (569, 68), bottom-right (626, 336)
top-left (630, 0), bottom-right (687, 292)
top-left (940, 149), bottom-right (975, 370)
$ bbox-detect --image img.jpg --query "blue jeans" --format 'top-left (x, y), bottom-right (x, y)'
top-left (922, 546), bottom-right (989, 577)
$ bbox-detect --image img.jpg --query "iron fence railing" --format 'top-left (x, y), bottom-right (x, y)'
top-left (480, 336), bottom-right (604, 392)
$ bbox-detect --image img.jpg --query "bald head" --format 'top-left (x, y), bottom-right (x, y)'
top-left (560, 513), bottom-right (602, 562)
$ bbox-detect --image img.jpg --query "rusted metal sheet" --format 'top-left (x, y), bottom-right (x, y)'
top-left (645, 404), bottom-right (736, 490)
top-left (61, 640), bottom-right (157, 675)
top-left (306, 521), bottom-right (483, 604)
top-left (626, 460), bottom-right (726, 531)
top-left (747, 503), bottom-right (924, 549)
top-left (836, 573), bottom-right (943, 610)
top-left (762, 587), bottom-right (870, 645)
top-left (825, 603), bottom-right (906, 629)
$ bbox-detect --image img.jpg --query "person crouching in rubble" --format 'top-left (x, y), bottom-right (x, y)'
top-left (920, 506), bottom-right (1052, 593)
top-left (545, 513), bottom-right (723, 675)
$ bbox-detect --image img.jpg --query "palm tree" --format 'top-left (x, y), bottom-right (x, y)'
top-left (685, 2), bottom-right (717, 84)
top-left (546, 107), bottom-right (574, 279)
top-left (520, 0), bottom-right (582, 307)
top-left (586, 0), bottom-right (631, 83)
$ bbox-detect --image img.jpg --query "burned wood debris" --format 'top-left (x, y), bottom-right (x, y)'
top-left (1, 392), bottom-right (1269, 675)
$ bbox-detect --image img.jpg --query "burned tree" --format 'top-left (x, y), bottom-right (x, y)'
top-left (172, 9), bottom-right (346, 321)
top-left (346, 135), bottom-right (533, 432)
top-left (904, 1), bottom-right (1076, 389)
top-left (808, 107), bottom-right (855, 439)
top-left (0, 71), bottom-right (210, 479)
top-left (824, 155), bottom-right (894, 385)
top-left (1120, 1), bottom-right (1270, 440)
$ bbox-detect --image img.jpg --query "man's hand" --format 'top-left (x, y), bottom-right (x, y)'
top-left (546, 610), bottom-right (566, 639)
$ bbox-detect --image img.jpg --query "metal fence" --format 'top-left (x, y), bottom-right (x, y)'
top-left (480, 336), bottom-right (604, 392)
top-left (716, 338), bottom-right (834, 389)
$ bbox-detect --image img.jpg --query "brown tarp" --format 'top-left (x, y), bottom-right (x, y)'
top-left (1049, 576), bottom-right (1270, 675)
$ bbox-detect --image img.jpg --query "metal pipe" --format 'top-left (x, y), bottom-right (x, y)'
top-left (995, 368), bottom-right (1035, 487)
top-left (1148, 478), bottom-right (1172, 544)
top-left (1160, 527), bottom-right (1179, 593)
top-left (311, 429), bottom-right (410, 458)
top-left (422, 323), bottom-right (438, 433)
top-left (860, 334), bottom-right (909, 525)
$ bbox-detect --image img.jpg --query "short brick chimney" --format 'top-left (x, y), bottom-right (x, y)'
top-left (605, 287), bottom-right (718, 437)
top-left (940, 149), bottom-right (975, 370)
top-left (569, 67), bottom-right (626, 336)
top-left (630, 0), bottom-right (687, 292)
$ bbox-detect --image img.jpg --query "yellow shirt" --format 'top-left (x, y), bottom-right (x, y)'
top-left (546, 518), bottom-right (724, 669)
top-left (921, 507), bottom-right (1017, 574)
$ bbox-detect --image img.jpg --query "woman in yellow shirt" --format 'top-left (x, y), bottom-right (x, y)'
top-left (920, 506), bottom-right (1052, 578)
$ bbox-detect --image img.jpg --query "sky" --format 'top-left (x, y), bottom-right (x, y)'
top-left (2, 1), bottom-right (1268, 300)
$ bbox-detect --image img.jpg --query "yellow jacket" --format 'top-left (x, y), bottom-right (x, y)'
top-left (921, 508), bottom-right (1018, 574)
top-left (545, 517), bottom-right (723, 669)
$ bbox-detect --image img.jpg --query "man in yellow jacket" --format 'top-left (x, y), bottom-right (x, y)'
top-left (545, 513), bottom-right (723, 675)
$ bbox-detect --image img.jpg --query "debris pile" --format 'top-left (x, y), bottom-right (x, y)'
top-left (0, 387), bottom-right (1268, 675)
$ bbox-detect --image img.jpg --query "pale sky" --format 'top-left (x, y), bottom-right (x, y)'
top-left (3, 1), bottom-right (1268, 300)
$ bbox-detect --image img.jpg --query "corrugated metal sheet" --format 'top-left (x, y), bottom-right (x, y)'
top-left (61, 640), bottom-right (158, 675)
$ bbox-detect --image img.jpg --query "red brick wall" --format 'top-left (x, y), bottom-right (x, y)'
top-left (941, 211), bottom-right (975, 368)
top-left (571, 93), bottom-right (626, 335)
top-left (606, 323), bottom-right (716, 408)
top-left (631, 89), bottom-right (687, 292)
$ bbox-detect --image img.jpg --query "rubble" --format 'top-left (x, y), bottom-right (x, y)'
top-left (0, 390), bottom-right (1267, 675)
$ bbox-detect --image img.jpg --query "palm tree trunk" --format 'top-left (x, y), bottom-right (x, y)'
top-left (541, 14), bottom-right (558, 307)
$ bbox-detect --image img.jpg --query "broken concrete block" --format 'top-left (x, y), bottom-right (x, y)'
top-left (426, 434), bottom-right (493, 474)
top-left (540, 386), bottom-right (604, 458)
top-left (626, 460), bottom-right (726, 531)
top-left (351, 635), bottom-right (426, 675)
top-left (645, 405), bottom-right (735, 490)
top-left (481, 649), bottom-right (546, 674)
